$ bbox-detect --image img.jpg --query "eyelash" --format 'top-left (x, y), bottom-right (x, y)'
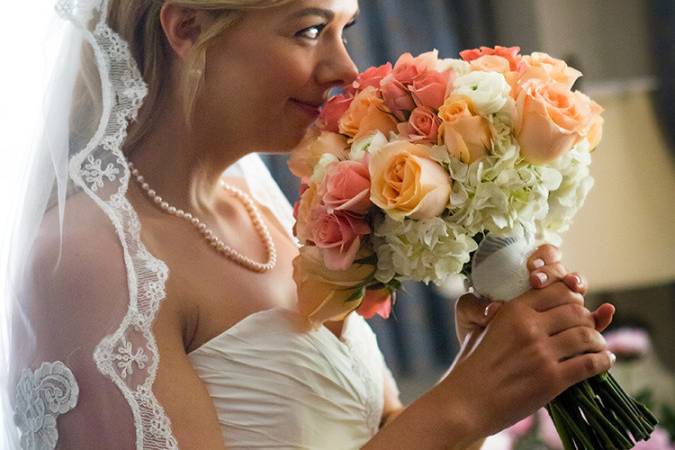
top-left (296, 21), bottom-right (357, 43)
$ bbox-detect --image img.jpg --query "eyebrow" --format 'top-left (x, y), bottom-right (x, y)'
top-left (290, 7), bottom-right (360, 22)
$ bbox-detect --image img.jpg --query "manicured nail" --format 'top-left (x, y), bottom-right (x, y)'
top-left (535, 272), bottom-right (548, 284)
top-left (572, 274), bottom-right (583, 286)
top-left (532, 258), bottom-right (545, 269)
top-left (608, 351), bottom-right (616, 367)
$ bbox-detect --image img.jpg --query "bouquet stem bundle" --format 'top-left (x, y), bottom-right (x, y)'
top-left (547, 372), bottom-right (658, 450)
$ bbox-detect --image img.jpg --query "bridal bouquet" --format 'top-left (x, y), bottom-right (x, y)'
top-left (289, 46), bottom-right (657, 449)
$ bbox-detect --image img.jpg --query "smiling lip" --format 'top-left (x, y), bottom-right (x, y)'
top-left (291, 99), bottom-right (322, 117)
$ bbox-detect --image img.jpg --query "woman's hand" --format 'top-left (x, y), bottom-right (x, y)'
top-left (445, 282), bottom-right (616, 441)
top-left (455, 244), bottom-right (615, 346)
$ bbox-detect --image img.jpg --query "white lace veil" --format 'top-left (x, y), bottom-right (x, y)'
top-left (1, 1), bottom-right (294, 448)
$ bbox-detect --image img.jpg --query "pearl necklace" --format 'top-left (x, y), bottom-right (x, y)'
top-left (127, 161), bottom-right (277, 273)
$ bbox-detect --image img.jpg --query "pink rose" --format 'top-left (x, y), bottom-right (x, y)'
top-left (310, 208), bottom-right (370, 271)
top-left (390, 51), bottom-right (439, 84)
top-left (604, 327), bottom-right (652, 360)
top-left (356, 288), bottom-right (393, 319)
top-left (321, 159), bottom-right (372, 215)
top-left (397, 106), bottom-right (441, 143)
top-left (515, 79), bottom-right (594, 164)
top-left (381, 78), bottom-right (416, 114)
top-left (319, 93), bottom-right (354, 133)
top-left (410, 70), bottom-right (452, 110)
top-left (460, 45), bottom-right (523, 71)
top-left (633, 427), bottom-right (674, 450)
top-left (353, 62), bottom-right (393, 91)
top-left (506, 414), bottom-right (535, 439)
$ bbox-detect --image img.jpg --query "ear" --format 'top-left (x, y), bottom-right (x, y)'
top-left (159, 4), bottom-right (207, 59)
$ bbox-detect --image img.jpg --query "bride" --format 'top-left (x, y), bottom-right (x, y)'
top-left (4, 0), bottom-right (616, 449)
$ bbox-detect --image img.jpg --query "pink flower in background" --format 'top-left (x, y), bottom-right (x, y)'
top-left (353, 62), bottom-right (392, 90)
top-left (505, 414), bottom-right (535, 439)
top-left (320, 93), bottom-right (354, 133)
top-left (321, 159), bottom-right (372, 215)
top-left (633, 427), bottom-right (675, 450)
top-left (398, 106), bottom-right (441, 143)
top-left (310, 208), bottom-right (370, 271)
top-left (537, 409), bottom-right (564, 449)
top-left (604, 327), bottom-right (652, 360)
top-left (357, 288), bottom-right (393, 319)
top-left (460, 45), bottom-right (523, 71)
top-left (410, 69), bottom-right (452, 110)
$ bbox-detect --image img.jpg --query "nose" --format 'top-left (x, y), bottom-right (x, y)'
top-left (315, 39), bottom-right (359, 89)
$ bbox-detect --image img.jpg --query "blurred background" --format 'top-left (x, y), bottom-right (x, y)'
top-left (263, 0), bottom-right (675, 448)
top-left (1, 1), bottom-right (673, 449)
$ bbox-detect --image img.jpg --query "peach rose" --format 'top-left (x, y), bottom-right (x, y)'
top-left (319, 93), bottom-right (353, 133)
top-left (356, 288), bottom-right (393, 319)
top-left (339, 86), bottom-right (398, 141)
top-left (410, 69), bottom-right (452, 110)
top-left (369, 140), bottom-right (452, 220)
top-left (397, 106), bottom-right (441, 143)
top-left (321, 159), bottom-right (372, 215)
top-left (353, 62), bottom-right (392, 90)
top-left (520, 52), bottom-right (582, 89)
top-left (293, 182), bottom-right (321, 244)
top-left (438, 96), bottom-right (491, 163)
top-left (293, 246), bottom-right (375, 325)
top-left (515, 79), bottom-right (595, 164)
top-left (460, 46), bottom-right (523, 71)
top-left (469, 55), bottom-right (512, 74)
top-left (288, 129), bottom-right (349, 181)
top-left (586, 99), bottom-right (604, 150)
top-left (310, 207), bottom-right (370, 271)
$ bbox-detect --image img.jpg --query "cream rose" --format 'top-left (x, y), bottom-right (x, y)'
top-left (369, 141), bottom-right (452, 220)
top-left (339, 86), bottom-right (398, 141)
top-left (515, 79), bottom-right (595, 164)
top-left (451, 71), bottom-right (511, 115)
top-left (293, 246), bottom-right (375, 325)
top-left (438, 95), bottom-right (491, 163)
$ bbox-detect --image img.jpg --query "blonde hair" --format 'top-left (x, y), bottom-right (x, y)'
top-left (103, 0), bottom-right (295, 151)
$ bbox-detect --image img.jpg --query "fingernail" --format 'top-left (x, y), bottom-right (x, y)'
top-left (608, 351), bottom-right (616, 367)
top-left (595, 333), bottom-right (607, 346)
top-left (573, 275), bottom-right (583, 286)
top-left (535, 272), bottom-right (548, 284)
top-left (532, 258), bottom-right (545, 269)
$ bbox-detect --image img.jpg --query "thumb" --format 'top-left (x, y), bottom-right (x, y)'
top-left (456, 293), bottom-right (500, 328)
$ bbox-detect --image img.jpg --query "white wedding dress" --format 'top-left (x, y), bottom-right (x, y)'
top-left (188, 307), bottom-right (389, 450)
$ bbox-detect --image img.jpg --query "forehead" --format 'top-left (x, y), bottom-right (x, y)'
top-left (247, 0), bottom-right (360, 22)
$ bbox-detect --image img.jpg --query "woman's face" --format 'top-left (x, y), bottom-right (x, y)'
top-left (194, 0), bottom-right (360, 154)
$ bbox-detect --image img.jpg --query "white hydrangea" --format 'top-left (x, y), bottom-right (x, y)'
top-left (451, 71), bottom-right (512, 115)
top-left (373, 215), bottom-right (478, 285)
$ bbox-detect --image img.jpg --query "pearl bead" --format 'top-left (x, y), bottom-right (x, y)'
top-left (128, 162), bottom-right (277, 272)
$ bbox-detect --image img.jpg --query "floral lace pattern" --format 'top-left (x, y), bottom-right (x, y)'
top-left (57, 0), bottom-right (179, 448)
top-left (14, 362), bottom-right (79, 450)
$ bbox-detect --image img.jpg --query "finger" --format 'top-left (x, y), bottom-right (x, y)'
top-left (541, 302), bottom-right (595, 335)
top-left (558, 350), bottom-right (615, 388)
top-left (456, 293), bottom-right (493, 328)
top-left (528, 244), bottom-right (561, 271)
top-left (530, 263), bottom-right (567, 289)
top-left (563, 272), bottom-right (587, 295)
top-left (550, 326), bottom-right (607, 361)
top-left (517, 281), bottom-right (584, 312)
top-left (592, 303), bottom-right (615, 332)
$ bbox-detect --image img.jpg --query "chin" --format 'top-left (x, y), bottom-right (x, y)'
top-left (263, 124), bottom-right (313, 154)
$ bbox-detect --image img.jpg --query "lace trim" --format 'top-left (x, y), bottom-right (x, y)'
top-left (14, 361), bottom-right (79, 450)
top-left (59, 1), bottom-right (178, 448)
